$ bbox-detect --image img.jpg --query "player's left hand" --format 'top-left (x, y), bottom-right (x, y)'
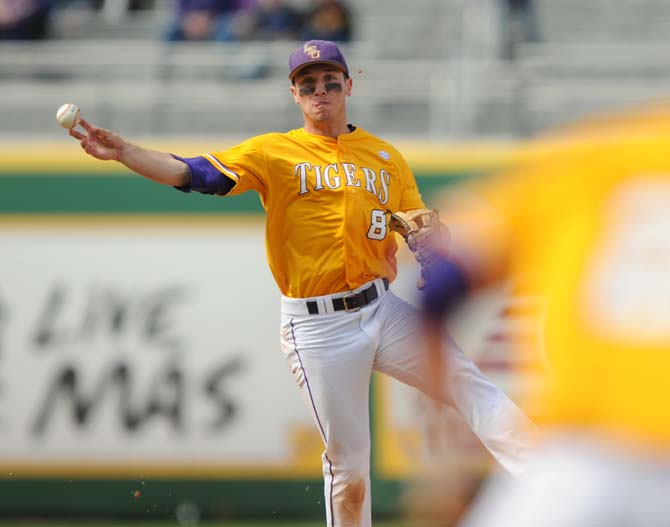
top-left (388, 208), bottom-right (450, 289)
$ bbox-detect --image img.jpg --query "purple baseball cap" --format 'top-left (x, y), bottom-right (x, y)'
top-left (288, 40), bottom-right (349, 81)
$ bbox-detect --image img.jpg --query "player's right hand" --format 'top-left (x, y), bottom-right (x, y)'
top-left (69, 117), bottom-right (127, 162)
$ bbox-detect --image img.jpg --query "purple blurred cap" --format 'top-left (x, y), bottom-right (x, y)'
top-left (288, 40), bottom-right (349, 81)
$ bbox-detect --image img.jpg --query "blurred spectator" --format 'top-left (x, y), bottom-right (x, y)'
top-left (300, 0), bottom-right (352, 42)
top-left (423, 125), bottom-right (670, 526)
top-left (245, 0), bottom-right (301, 41)
top-left (165, 0), bottom-right (250, 42)
top-left (501, 0), bottom-right (540, 59)
top-left (0, 0), bottom-right (52, 40)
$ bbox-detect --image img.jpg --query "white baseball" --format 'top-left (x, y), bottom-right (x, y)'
top-left (56, 103), bottom-right (81, 129)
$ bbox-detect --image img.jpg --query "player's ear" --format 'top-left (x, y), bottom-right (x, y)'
top-left (345, 77), bottom-right (352, 97)
top-left (290, 84), bottom-right (300, 104)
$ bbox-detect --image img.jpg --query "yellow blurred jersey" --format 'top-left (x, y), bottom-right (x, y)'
top-left (463, 133), bottom-right (670, 442)
top-left (203, 127), bottom-right (425, 297)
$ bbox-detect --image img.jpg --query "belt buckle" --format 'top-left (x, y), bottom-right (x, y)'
top-left (342, 293), bottom-right (361, 312)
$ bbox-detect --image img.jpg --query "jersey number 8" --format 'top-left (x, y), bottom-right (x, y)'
top-left (367, 209), bottom-right (387, 240)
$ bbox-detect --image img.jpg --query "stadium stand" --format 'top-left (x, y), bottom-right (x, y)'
top-left (1, 0), bottom-right (669, 138)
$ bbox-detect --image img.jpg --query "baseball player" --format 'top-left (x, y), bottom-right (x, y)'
top-left (67, 40), bottom-right (536, 527)
top-left (422, 129), bottom-right (670, 526)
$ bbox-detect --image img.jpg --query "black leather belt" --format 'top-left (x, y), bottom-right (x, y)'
top-left (306, 278), bottom-right (389, 314)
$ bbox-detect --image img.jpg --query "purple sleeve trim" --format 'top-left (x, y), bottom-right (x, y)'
top-left (421, 256), bottom-right (470, 320)
top-left (171, 154), bottom-right (236, 195)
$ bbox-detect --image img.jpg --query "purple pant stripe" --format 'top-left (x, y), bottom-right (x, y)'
top-left (289, 319), bottom-right (335, 526)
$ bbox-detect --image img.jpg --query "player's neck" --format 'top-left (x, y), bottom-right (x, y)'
top-left (303, 118), bottom-right (351, 139)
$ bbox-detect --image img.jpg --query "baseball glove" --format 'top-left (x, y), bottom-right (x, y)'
top-left (388, 208), bottom-right (448, 290)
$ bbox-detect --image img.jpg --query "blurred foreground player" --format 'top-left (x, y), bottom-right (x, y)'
top-left (423, 129), bottom-right (670, 526)
top-left (66, 40), bottom-right (536, 527)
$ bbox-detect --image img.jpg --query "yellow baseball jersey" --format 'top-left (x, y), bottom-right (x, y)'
top-left (455, 134), bottom-right (670, 442)
top-left (202, 127), bottom-right (425, 297)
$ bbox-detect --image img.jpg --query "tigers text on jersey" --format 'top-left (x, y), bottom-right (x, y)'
top-left (200, 127), bottom-right (425, 297)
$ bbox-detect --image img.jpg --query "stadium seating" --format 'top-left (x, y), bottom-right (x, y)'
top-left (1, 0), bottom-right (669, 138)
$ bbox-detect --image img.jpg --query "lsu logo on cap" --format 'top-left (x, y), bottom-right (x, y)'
top-left (304, 43), bottom-right (320, 59)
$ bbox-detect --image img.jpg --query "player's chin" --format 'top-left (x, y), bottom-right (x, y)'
top-left (310, 111), bottom-right (331, 122)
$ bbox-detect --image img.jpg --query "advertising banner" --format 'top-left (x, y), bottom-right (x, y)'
top-left (0, 218), bottom-right (320, 477)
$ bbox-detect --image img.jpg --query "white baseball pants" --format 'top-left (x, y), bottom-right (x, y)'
top-left (280, 278), bottom-right (536, 527)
